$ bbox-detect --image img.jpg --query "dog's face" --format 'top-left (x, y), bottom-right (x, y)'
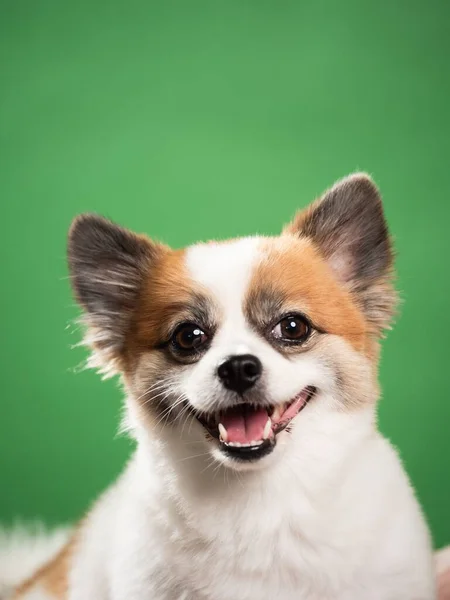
top-left (68, 174), bottom-right (396, 471)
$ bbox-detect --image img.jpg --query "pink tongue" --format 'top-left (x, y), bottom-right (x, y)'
top-left (220, 406), bottom-right (269, 444)
top-left (276, 390), bottom-right (310, 425)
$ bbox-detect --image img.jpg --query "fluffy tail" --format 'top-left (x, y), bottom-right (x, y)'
top-left (0, 523), bottom-right (70, 599)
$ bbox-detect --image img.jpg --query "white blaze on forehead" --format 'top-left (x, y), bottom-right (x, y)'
top-left (185, 237), bottom-right (263, 352)
top-left (186, 237), bottom-right (262, 308)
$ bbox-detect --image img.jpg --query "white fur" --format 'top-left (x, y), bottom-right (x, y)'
top-left (0, 524), bottom-right (70, 599)
top-left (64, 409), bottom-right (435, 600)
top-left (13, 589), bottom-right (53, 600)
top-left (4, 239), bottom-right (438, 599)
top-left (436, 547), bottom-right (450, 575)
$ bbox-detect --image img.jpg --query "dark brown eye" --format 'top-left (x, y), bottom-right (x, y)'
top-left (172, 323), bottom-right (208, 352)
top-left (271, 315), bottom-right (310, 343)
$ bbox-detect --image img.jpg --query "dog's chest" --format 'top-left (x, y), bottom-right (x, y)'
top-left (172, 527), bottom-right (311, 599)
top-left (154, 491), bottom-right (349, 600)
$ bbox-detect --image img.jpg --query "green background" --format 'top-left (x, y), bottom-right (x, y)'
top-left (1, 0), bottom-right (449, 548)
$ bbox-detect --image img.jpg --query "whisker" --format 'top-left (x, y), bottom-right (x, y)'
top-left (153, 393), bottom-right (188, 428)
top-left (177, 452), bottom-right (211, 463)
top-left (133, 381), bottom-right (172, 405)
top-left (200, 456), bottom-right (217, 476)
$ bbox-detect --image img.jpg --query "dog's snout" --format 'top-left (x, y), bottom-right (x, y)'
top-left (217, 354), bottom-right (262, 394)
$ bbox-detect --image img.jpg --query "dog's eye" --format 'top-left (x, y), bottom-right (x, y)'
top-left (271, 315), bottom-right (310, 343)
top-left (172, 323), bottom-right (208, 352)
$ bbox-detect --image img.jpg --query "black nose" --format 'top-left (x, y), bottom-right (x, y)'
top-left (217, 354), bottom-right (262, 394)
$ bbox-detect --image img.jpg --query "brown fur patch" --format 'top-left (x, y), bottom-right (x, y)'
top-left (125, 248), bottom-right (213, 362)
top-left (13, 536), bottom-right (76, 599)
top-left (121, 246), bottom-right (220, 423)
top-left (246, 236), bottom-right (374, 357)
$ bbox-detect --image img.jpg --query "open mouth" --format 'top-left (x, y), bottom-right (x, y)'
top-left (196, 386), bottom-right (316, 461)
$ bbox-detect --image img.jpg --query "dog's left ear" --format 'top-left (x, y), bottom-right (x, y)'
top-left (284, 173), bottom-right (397, 333)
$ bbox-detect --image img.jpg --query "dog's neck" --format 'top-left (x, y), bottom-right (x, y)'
top-left (131, 401), bottom-right (376, 522)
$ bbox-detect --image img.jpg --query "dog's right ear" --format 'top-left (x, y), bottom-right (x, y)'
top-left (67, 214), bottom-right (165, 376)
top-left (283, 174), bottom-right (397, 334)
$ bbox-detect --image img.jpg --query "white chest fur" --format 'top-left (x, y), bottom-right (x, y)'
top-left (70, 414), bottom-right (435, 600)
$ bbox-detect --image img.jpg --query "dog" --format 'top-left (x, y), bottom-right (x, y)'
top-left (2, 173), bottom-right (442, 599)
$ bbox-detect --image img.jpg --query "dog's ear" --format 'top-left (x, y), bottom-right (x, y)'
top-left (284, 173), bottom-right (397, 333)
top-left (68, 214), bottom-right (165, 376)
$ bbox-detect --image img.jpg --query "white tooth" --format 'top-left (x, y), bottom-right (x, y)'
top-left (218, 423), bottom-right (228, 443)
top-left (272, 406), bottom-right (281, 421)
top-left (226, 440), bottom-right (266, 448)
top-left (263, 418), bottom-right (272, 440)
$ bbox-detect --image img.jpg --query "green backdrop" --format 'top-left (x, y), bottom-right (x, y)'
top-left (1, 0), bottom-right (449, 548)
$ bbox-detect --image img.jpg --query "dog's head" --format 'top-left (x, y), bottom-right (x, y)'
top-left (68, 174), bottom-right (396, 471)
